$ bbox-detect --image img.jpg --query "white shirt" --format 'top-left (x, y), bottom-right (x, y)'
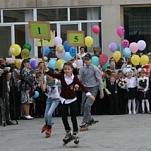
top-left (126, 77), bottom-right (136, 88)
top-left (77, 52), bottom-right (86, 59)
top-left (60, 74), bottom-right (91, 104)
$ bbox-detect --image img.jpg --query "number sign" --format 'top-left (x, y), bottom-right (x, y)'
top-left (35, 31), bottom-right (55, 47)
top-left (28, 21), bottom-right (50, 39)
top-left (67, 30), bottom-right (85, 46)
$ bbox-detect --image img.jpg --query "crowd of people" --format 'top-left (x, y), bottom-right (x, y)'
top-left (1, 46), bottom-right (151, 139)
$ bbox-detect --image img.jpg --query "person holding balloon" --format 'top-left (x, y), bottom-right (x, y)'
top-left (20, 59), bottom-right (36, 120)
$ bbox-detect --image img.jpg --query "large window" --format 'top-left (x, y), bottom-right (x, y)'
top-left (0, 7), bottom-right (101, 58)
top-left (124, 7), bottom-right (151, 53)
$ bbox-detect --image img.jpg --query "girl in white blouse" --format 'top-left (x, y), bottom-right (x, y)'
top-left (125, 70), bottom-right (137, 114)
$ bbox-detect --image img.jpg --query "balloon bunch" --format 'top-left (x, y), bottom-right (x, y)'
top-left (21, 43), bottom-right (31, 59)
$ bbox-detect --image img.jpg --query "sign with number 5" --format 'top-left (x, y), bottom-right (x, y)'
top-left (28, 21), bottom-right (51, 40)
top-left (67, 30), bottom-right (85, 46)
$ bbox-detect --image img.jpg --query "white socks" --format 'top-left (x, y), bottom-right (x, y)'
top-left (142, 99), bottom-right (150, 113)
top-left (128, 99), bottom-right (136, 114)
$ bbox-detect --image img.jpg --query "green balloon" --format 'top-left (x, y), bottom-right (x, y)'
top-left (23, 43), bottom-right (31, 51)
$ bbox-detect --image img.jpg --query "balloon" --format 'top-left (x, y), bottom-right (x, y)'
top-left (54, 37), bottom-right (62, 46)
top-left (102, 61), bottom-right (109, 70)
top-left (123, 48), bottom-right (131, 58)
top-left (99, 54), bottom-right (108, 66)
top-left (116, 45), bottom-right (120, 51)
top-left (116, 26), bottom-right (125, 37)
top-left (129, 42), bottom-right (138, 53)
top-left (44, 56), bottom-right (48, 61)
top-left (69, 46), bottom-right (76, 57)
top-left (14, 59), bottom-right (21, 68)
top-left (9, 44), bottom-right (21, 56)
top-left (85, 36), bottom-right (93, 47)
top-left (56, 59), bottom-right (66, 70)
top-left (30, 58), bottom-right (36, 63)
top-left (76, 60), bottom-right (83, 67)
top-left (137, 40), bottom-right (146, 51)
top-left (48, 59), bottom-right (56, 70)
top-left (63, 52), bottom-right (72, 61)
top-left (23, 43), bottom-right (31, 51)
top-left (113, 51), bottom-right (121, 62)
top-left (21, 49), bottom-right (30, 59)
top-left (92, 56), bottom-right (99, 66)
top-left (41, 46), bottom-right (50, 56)
top-left (33, 91), bottom-right (39, 98)
top-left (56, 44), bottom-right (64, 53)
top-left (131, 55), bottom-right (140, 66)
top-left (140, 55), bottom-right (149, 65)
top-left (122, 39), bottom-right (129, 48)
top-left (109, 42), bottom-right (117, 52)
top-left (92, 25), bottom-right (100, 34)
top-left (30, 60), bottom-right (38, 69)
top-left (56, 50), bottom-right (65, 59)
top-left (63, 41), bottom-right (70, 51)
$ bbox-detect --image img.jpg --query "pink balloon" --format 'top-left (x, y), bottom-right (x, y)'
top-left (76, 60), bottom-right (83, 67)
top-left (99, 54), bottom-right (108, 66)
top-left (122, 39), bottom-right (129, 48)
top-left (54, 37), bottom-right (62, 46)
top-left (92, 25), bottom-right (100, 34)
top-left (129, 42), bottom-right (138, 53)
top-left (117, 26), bottom-right (125, 37)
top-left (56, 50), bottom-right (65, 59)
top-left (137, 40), bottom-right (146, 51)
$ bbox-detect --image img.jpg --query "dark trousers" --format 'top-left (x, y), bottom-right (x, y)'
top-left (61, 101), bottom-right (78, 132)
top-left (118, 89), bottom-right (127, 114)
top-left (108, 94), bottom-right (118, 115)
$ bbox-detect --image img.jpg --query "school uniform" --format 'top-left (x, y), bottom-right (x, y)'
top-left (47, 71), bottom-right (91, 133)
top-left (106, 81), bottom-right (118, 115)
top-left (117, 78), bottom-right (127, 114)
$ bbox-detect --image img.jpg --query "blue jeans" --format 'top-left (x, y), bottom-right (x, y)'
top-left (81, 86), bottom-right (98, 123)
top-left (44, 99), bottom-right (60, 126)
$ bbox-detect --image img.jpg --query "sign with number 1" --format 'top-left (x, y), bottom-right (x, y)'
top-left (28, 21), bottom-right (50, 39)
top-left (67, 30), bottom-right (85, 46)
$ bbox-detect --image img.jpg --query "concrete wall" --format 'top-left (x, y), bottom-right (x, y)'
top-left (1, 0), bottom-right (151, 9)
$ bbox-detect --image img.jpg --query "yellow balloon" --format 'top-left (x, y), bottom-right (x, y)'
top-left (85, 36), bottom-right (93, 47)
top-left (113, 51), bottom-right (121, 62)
top-left (140, 55), bottom-right (149, 65)
top-left (56, 44), bottom-right (64, 53)
top-left (14, 59), bottom-right (22, 68)
top-left (9, 44), bottom-right (21, 56)
top-left (21, 49), bottom-right (30, 59)
top-left (131, 55), bottom-right (140, 66)
top-left (56, 59), bottom-right (66, 70)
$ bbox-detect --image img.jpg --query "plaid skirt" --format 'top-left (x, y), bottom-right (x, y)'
top-left (21, 90), bottom-right (32, 104)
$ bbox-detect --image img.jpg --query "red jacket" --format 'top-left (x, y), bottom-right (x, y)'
top-left (48, 71), bottom-right (88, 99)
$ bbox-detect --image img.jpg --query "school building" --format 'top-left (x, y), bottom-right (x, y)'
top-left (0, 0), bottom-right (151, 58)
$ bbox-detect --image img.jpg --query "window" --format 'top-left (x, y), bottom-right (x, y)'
top-left (3, 10), bottom-right (31, 22)
top-left (0, 27), bottom-right (11, 57)
top-left (37, 8), bottom-right (67, 21)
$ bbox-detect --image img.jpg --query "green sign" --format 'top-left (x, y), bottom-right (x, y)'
top-left (28, 21), bottom-right (50, 39)
top-left (35, 31), bottom-right (55, 47)
top-left (67, 30), bottom-right (85, 46)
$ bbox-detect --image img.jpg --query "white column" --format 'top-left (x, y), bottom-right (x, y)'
top-left (101, 5), bottom-right (121, 57)
top-left (25, 10), bottom-right (35, 57)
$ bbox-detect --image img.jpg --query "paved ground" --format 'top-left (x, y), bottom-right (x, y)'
top-left (1, 114), bottom-right (151, 151)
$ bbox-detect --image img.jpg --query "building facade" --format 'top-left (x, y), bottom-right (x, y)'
top-left (0, 0), bottom-right (151, 58)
